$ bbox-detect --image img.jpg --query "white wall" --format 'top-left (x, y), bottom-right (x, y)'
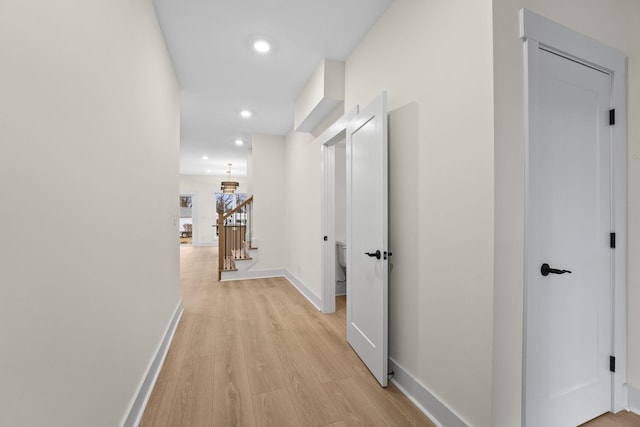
top-left (0, 1), bottom-right (181, 426)
top-left (251, 134), bottom-right (286, 272)
top-left (294, 59), bottom-right (345, 133)
top-left (491, 1), bottom-right (640, 424)
top-left (180, 175), bottom-right (248, 245)
top-left (627, 2), bottom-right (640, 399)
top-left (345, 1), bottom-right (495, 425)
top-left (283, 129), bottom-right (323, 294)
top-left (282, 1), bottom-right (495, 425)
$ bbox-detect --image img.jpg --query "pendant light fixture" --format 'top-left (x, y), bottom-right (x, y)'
top-left (220, 163), bottom-right (239, 194)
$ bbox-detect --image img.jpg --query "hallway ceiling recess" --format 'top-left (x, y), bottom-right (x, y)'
top-left (153, 0), bottom-right (392, 176)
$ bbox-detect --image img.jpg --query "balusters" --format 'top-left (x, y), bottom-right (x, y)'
top-left (217, 195), bottom-right (254, 279)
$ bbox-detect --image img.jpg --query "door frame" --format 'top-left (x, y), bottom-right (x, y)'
top-left (319, 106), bottom-right (358, 313)
top-left (520, 8), bottom-right (628, 418)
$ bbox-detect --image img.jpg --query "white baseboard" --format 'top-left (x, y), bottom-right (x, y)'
top-left (220, 268), bottom-right (284, 282)
top-left (388, 358), bottom-right (469, 427)
top-left (120, 301), bottom-right (183, 427)
top-left (629, 384), bottom-right (640, 415)
top-left (284, 270), bottom-right (322, 311)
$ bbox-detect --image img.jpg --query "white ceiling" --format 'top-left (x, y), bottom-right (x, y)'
top-left (153, 0), bottom-right (393, 177)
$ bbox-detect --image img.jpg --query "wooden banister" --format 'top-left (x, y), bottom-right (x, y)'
top-left (217, 195), bottom-right (253, 280)
top-left (222, 195), bottom-right (253, 220)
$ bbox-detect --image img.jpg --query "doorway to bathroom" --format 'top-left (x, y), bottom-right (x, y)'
top-left (320, 111), bottom-right (351, 315)
top-left (334, 140), bottom-right (347, 297)
top-left (332, 140), bottom-right (348, 332)
top-left (319, 133), bottom-right (348, 337)
top-left (320, 132), bottom-right (347, 315)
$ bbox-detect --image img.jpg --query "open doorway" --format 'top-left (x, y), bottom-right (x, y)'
top-left (321, 129), bottom-right (347, 313)
top-left (334, 139), bottom-right (347, 308)
top-left (179, 194), bottom-right (193, 245)
top-left (320, 108), bottom-right (357, 314)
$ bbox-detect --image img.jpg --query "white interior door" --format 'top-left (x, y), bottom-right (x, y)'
top-left (525, 48), bottom-right (612, 426)
top-left (346, 92), bottom-right (388, 387)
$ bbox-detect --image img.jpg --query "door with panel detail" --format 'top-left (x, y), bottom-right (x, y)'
top-left (525, 47), bottom-right (612, 426)
top-left (346, 92), bottom-right (389, 387)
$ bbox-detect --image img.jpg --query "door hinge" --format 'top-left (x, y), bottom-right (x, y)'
top-left (610, 232), bottom-right (616, 249)
top-left (610, 355), bottom-right (616, 373)
top-left (609, 109), bottom-right (616, 126)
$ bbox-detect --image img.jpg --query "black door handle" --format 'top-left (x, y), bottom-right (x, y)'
top-left (365, 250), bottom-right (381, 260)
top-left (541, 263), bottom-right (572, 276)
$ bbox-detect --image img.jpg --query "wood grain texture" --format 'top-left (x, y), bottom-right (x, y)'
top-left (272, 329), bottom-right (342, 426)
top-left (213, 334), bottom-right (256, 426)
top-left (580, 411), bottom-right (640, 427)
top-left (239, 318), bottom-right (286, 395)
top-left (138, 379), bottom-right (176, 427)
top-left (252, 389), bottom-right (300, 427)
top-left (166, 355), bottom-right (215, 426)
top-left (138, 246), bottom-right (438, 426)
top-left (324, 377), bottom-right (389, 426)
top-left (140, 246), bottom-right (640, 427)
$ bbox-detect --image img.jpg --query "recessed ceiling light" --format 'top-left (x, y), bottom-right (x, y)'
top-left (234, 139), bottom-right (244, 146)
top-left (253, 39), bottom-right (271, 53)
top-left (240, 110), bottom-right (252, 118)
top-left (202, 155), bottom-right (208, 160)
top-left (206, 169), bottom-right (211, 174)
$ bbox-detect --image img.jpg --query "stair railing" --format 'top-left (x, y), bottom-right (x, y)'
top-left (217, 195), bottom-right (253, 280)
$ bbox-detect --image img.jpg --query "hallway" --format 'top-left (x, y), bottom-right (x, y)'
top-left (140, 246), bottom-right (435, 426)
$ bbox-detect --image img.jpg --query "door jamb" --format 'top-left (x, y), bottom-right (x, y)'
top-left (318, 107), bottom-right (358, 313)
top-left (520, 8), bottom-right (628, 418)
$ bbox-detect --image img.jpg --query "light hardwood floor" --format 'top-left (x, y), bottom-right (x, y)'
top-left (141, 246), bottom-right (640, 426)
top-left (140, 246), bottom-right (436, 426)
top-left (581, 411), bottom-right (640, 427)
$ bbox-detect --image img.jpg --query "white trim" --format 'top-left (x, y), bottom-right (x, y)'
top-left (220, 268), bottom-right (284, 282)
top-left (610, 51), bottom-right (628, 414)
top-left (628, 385), bottom-right (640, 415)
top-left (120, 301), bottom-right (183, 427)
top-left (388, 358), bottom-right (469, 427)
top-left (520, 7), bottom-right (628, 420)
top-left (519, 9), bottom-right (625, 73)
top-left (284, 270), bottom-right (322, 311)
top-left (318, 106), bottom-right (358, 313)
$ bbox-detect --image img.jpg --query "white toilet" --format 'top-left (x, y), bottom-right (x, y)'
top-left (336, 241), bottom-right (347, 291)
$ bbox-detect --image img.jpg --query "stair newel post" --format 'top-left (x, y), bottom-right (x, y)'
top-left (248, 200), bottom-right (253, 250)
